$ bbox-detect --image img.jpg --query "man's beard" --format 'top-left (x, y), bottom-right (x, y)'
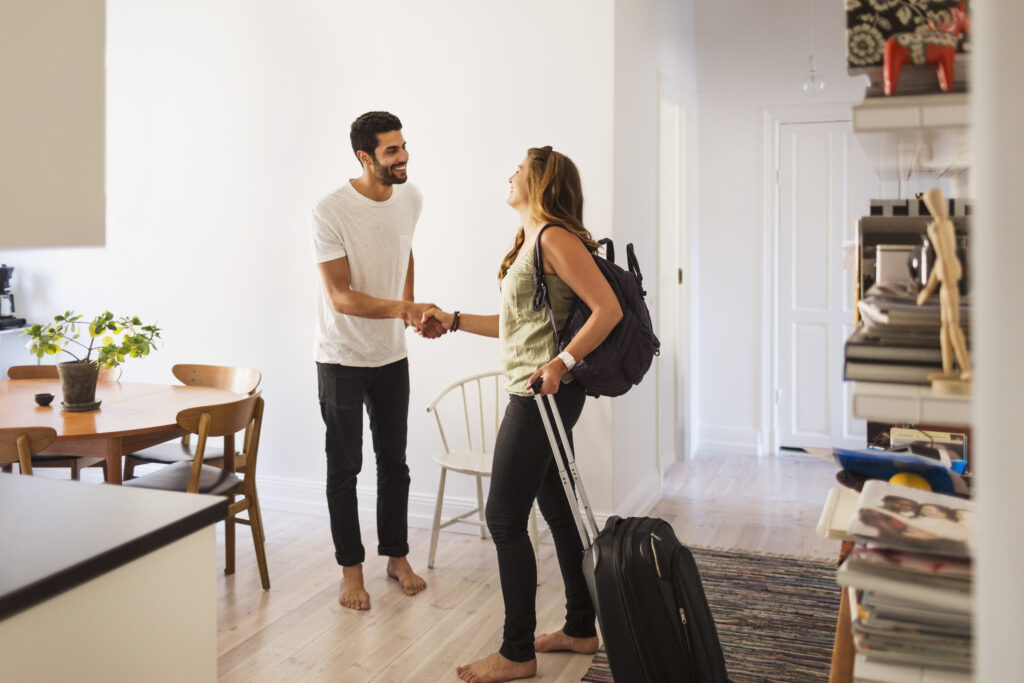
top-left (372, 158), bottom-right (407, 186)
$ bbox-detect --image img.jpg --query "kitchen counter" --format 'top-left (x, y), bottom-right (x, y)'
top-left (0, 475), bottom-right (227, 682)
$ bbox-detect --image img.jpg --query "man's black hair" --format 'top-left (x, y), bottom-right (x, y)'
top-left (350, 111), bottom-right (403, 161)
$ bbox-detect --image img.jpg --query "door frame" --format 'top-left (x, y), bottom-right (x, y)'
top-left (656, 77), bottom-right (698, 474)
top-left (762, 104), bottom-right (855, 454)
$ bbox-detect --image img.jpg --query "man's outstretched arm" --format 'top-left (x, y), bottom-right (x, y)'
top-left (318, 256), bottom-right (434, 327)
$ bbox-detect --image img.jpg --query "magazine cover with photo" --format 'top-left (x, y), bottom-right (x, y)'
top-left (848, 480), bottom-right (974, 557)
top-left (847, 546), bottom-right (972, 579)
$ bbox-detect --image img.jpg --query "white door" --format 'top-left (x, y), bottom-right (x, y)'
top-left (655, 93), bottom-right (690, 476)
top-left (776, 120), bottom-right (874, 450)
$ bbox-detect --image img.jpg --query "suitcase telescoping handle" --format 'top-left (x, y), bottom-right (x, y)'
top-left (531, 382), bottom-right (600, 549)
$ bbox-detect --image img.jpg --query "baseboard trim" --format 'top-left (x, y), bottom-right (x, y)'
top-left (257, 475), bottom-right (329, 518)
top-left (258, 475), bottom-right (465, 531)
top-left (696, 425), bottom-right (764, 455)
top-left (256, 474), bottom-right (619, 534)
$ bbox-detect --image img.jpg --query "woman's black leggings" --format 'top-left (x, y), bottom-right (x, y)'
top-left (486, 381), bottom-right (597, 662)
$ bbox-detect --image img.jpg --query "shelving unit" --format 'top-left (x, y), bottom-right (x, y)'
top-left (849, 91), bottom-right (974, 429)
top-left (851, 382), bottom-right (970, 426)
top-left (852, 93), bottom-right (970, 183)
top-left (828, 91), bottom-right (975, 683)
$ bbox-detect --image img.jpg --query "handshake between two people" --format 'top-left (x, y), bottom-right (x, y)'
top-left (400, 302), bottom-right (569, 395)
top-left (401, 302), bottom-right (454, 339)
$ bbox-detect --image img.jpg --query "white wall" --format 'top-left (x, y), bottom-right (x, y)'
top-left (1, 0), bottom-right (690, 525)
top-left (692, 0), bottom-right (868, 454)
top-left (611, 0), bottom-right (697, 510)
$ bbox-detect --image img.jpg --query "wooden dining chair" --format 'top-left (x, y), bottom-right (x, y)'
top-left (7, 364), bottom-right (122, 381)
top-left (124, 393), bottom-right (270, 590)
top-left (0, 427), bottom-right (57, 475)
top-left (122, 364), bottom-right (261, 480)
top-left (4, 364), bottom-right (117, 478)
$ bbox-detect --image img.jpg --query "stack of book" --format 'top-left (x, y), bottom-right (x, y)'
top-left (845, 283), bottom-right (971, 385)
top-left (838, 480), bottom-right (974, 681)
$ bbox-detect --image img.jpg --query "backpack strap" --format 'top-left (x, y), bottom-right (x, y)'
top-left (531, 224), bottom-right (562, 342)
top-left (626, 243), bottom-right (646, 296)
top-left (532, 225), bottom-right (608, 343)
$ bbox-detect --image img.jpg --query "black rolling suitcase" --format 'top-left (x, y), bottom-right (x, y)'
top-left (534, 391), bottom-right (729, 683)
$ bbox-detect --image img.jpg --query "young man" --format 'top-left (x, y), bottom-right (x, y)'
top-left (312, 111), bottom-right (440, 610)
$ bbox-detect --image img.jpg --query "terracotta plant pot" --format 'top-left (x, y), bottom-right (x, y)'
top-left (57, 360), bottom-right (100, 409)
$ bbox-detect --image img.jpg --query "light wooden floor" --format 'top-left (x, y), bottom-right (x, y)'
top-left (215, 450), bottom-right (841, 682)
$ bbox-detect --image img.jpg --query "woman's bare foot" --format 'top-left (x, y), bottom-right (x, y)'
top-left (386, 556), bottom-right (427, 596)
top-left (534, 630), bottom-right (599, 654)
top-left (338, 564), bottom-right (371, 611)
top-left (456, 652), bottom-right (536, 682)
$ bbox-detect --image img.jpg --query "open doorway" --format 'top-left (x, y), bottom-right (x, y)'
top-left (656, 83), bottom-right (695, 480)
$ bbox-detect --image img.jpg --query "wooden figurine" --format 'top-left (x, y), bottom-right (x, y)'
top-left (917, 188), bottom-right (971, 394)
top-left (883, 1), bottom-right (970, 96)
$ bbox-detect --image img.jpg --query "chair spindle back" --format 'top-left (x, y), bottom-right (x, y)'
top-left (426, 371), bottom-right (504, 456)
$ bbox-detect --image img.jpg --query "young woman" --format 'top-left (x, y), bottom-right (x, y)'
top-left (421, 146), bottom-right (622, 682)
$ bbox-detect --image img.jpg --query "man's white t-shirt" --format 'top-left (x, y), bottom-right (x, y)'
top-left (312, 181), bottom-right (422, 367)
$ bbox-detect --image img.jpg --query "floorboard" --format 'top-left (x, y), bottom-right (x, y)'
top-left (208, 449), bottom-right (840, 681)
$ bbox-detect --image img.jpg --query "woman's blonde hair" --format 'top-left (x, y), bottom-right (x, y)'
top-left (498, 146), bottom-right (600, 280)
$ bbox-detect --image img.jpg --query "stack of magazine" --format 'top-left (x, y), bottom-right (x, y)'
top-left (845, 283), bottom-right (971, 385)
top-left (838, 480), bottom-right (974, 679)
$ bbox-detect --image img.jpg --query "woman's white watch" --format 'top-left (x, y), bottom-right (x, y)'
top-left (557, 350), bottom-right (577, 371)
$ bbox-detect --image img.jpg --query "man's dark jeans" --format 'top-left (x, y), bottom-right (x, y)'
top-left (317, 358), bottom-right (410, 566)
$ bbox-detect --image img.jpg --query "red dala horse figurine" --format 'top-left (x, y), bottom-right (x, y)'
top-left (883, 1), bottom-right (971, 96)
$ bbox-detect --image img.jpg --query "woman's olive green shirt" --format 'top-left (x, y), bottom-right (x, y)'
top-left (499, 247), bottom-right (577, 396)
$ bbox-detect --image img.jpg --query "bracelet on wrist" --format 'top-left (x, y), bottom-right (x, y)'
top-left (452, 311), bottom-right (461, 332)
top-left (557, 349), bottom-right (576, 371)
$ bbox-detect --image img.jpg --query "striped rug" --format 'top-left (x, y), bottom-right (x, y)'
top-left (581, 547), bottom-right (840, 682)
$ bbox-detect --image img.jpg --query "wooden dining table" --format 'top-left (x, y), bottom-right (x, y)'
top-left (0, 379), bottom-right (240, 484)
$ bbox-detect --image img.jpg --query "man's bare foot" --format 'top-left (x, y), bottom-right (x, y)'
top-left (534, 630), bottom-right (599, 654)
top-left (386, 556), bottom-right (427, 596)
top-left (456, 652), bottom-right (536, 682)
top-left (338, 564), bottom-right (370, 611)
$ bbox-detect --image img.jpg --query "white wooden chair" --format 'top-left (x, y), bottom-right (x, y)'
top-left (425, 371), bottom-right (544, 570)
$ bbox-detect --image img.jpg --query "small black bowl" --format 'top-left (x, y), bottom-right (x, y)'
top-left (34, 393), bottom-right (55, 407)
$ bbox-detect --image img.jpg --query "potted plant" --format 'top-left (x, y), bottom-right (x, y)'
top-left (23, 311), bottom-right (161, 411)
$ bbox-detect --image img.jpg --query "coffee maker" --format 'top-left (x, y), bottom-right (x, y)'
top-left (0, 265), bottom-right (27, 329)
